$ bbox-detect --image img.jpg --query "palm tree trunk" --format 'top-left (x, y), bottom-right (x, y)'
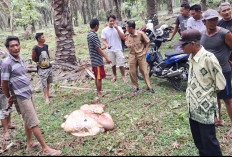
top-left (52, 0), bottom-right (77, 65)
top-left (201, 0), bottom-right (207, 11)
top-left (167, 0), bottom-right (173, 15)
top-left (147, 0), bottom-right (159, 26)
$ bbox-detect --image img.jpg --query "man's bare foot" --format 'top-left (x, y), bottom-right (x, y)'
top-left (122, 77), bottom-right (128, 83)
top-left (111, 77), bottom-right (117, 82)
top-left (45, 99), bottom-right (50, 105)
top-left (49, 95), bottom-right (56, 98)
top-left (4, 132), bottom-right (11, 141)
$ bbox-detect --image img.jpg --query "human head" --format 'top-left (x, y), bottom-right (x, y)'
top-left (180, 3), bottom-right (190, 17)
top-left (219, 2), bottom-right (231, 21)
top-left (5, 36), bottom-right (21, 58)
top-left (202, 9), bottom-right (219, 30)
top-left (107, 14), bottom-right (116, 28)
top-left (126, 21), bottom-right (136, 34)
top-left (35, 33), bottom-right (45, 43)
top-left (174, 29), bottom-right (201, 54)
top-left (190, 4), bottom-right (202, 20)
top-left (90, 18), bottom-right (99, 31)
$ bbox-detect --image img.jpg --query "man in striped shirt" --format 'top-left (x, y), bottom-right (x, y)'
top-left (87, 18), bottom-right (111, 97)
top-left (1, 36), bottom-right (62, 156)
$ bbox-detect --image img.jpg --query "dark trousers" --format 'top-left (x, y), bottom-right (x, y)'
top-left (189, 119), bottom-right (222, 156)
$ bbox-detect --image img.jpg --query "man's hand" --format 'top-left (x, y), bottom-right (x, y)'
top-left (7, 96), bottom-right (13, 107)
top-left (113, 23), bottom-right (118, 29)
top-left (167, 37), bottom-right (172, 41)
top-left (229, 60), bottom-right (232, 67)
top-left (105, 57), bottom-right (112, 64)
top-left (126, 44), bottom-right (133, 48)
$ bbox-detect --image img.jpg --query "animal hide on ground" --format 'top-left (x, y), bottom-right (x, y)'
top-left (61, 104), bottom-right (114, 137)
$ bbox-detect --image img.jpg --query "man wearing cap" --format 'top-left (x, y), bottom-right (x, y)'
top-left (176, 29), bottom-right (225, 156)
top-left (201, 9), bottom-right (232, 137)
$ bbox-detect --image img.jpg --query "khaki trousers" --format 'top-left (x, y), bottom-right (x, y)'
top-left (129, 53), bottom-right (152, 89)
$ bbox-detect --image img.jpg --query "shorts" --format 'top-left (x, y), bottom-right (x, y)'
top-left (108, 50), bottom-right (125, 67)
top-left (0, 93), bottom-right (13, 120)
top-left (92, 65), bottom-right (106, 80)
top-left (38, 67), bottom-right (53, 89)
top-left (16, 97), bottom-right (40, 129)
top-left (217, 71), bottom-right (232, 100)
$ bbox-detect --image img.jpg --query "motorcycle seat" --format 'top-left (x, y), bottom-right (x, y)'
top-left (165, 50), bottom-right (185, 58)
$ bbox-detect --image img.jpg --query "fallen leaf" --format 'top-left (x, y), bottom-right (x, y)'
top-left (172, 141), bottom-right (180, 149)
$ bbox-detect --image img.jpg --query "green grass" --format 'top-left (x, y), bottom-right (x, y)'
top-left (1, 19), bottom-right (232, 156)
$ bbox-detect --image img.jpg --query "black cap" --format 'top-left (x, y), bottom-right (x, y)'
top-left (174, 29), bottom-right (202, 46)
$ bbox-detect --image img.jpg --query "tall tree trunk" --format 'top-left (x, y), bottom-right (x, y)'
top-left (114, 0), bottom-right (122, 21)
top-left (81, 0), bottom-right (87, 24)
top-left (86, 0), bottom-right (91, 22)
top-left (167, 0), bottom-right (173, 15)
top-left (51, 0), bottom-right (77, 65)
top-left (3, 0), bottom-right (13, 35)
top-left (147, 0), bottom-right (159, 26)
top-left (73, 11), bottom-right (79, 27)
top-left (201, 0), bottom-right (207, 11)
top-left (230, 0), bottom-right (232, 6)
top-left (181, 0), bottom-right (189, 4)
top-left (90, 0), bottom-right (96, 18)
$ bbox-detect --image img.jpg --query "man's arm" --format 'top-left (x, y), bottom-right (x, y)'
top-left (167, 24), bottom-right (179, 41)
top-left (96, 47), bottom-right (111, 64)
top-left (1, 80), bottom-right (13, 106)
top-left (101, 38), bottom-right (110, 49)
top-left (225, 32), bottom-right (232, 64)
top-left (114, 23), bottom-right (125, 40)
top-left (32, 50), bottom-right (37, 62)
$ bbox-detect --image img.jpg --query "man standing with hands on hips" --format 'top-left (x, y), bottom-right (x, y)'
top-left (125, 21), bottom-right (154, 93)
top-left (101, 14), bottom-right (127, 83)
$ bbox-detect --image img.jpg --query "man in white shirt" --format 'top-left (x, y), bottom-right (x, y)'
top-left (101, 14), bottom-right (127, 83)
top-left (187, 4), bottom-right (206, 33)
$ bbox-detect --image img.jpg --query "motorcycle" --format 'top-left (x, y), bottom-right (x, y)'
top-left (145, 24), bottom-right (189, 91)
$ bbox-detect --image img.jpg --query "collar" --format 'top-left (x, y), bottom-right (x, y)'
top-left (9, 54), bottom-right (22, 63)
top-left (129, 30), bottom-right (138, 37)
top-left (189, 47), bottom-right (204, 63)
top-left (194, 16), bottom-right (203, 21)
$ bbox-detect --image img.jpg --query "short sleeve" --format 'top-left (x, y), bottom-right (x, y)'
top-left (32, 45), bottom-right (37, 51)
top-left (206, 55), bottom-right (226, 91)
top-left (141, 31), bottom-right (150, 44)
top-left (101, 29), bottom-right (106, 39)
top-left (187, 18), bottom-right (191, 30)
top-left (174, 16), bottom-right (180, 25)
top-left (92, 34), bottom-right (101, 49)
top-left (1, 62), bottom-right (11, 81)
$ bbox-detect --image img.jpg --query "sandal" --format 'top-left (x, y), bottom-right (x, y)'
top-left (26, 143), bottom-right (40, 152)
top-left (4, 135), bottom-right (11, 141)
top-left (40, 149), bottom-right (62, 156)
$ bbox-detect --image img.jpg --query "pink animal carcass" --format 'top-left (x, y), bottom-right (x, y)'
top-left (61, 104), bottom-right (114, 137)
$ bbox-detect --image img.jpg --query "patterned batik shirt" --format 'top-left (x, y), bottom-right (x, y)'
top-left (186, 47), bottom-right (226, 124)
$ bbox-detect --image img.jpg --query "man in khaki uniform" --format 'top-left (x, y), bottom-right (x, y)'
top-left (125, 21), bottom-right (154, 93)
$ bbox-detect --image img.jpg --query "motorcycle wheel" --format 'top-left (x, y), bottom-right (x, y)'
top-left (169, 63), bottom-right (189, 92)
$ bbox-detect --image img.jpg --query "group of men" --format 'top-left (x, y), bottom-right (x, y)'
top-left (87, 14), bottom-right (155, 98)
top-left (1, 1), bottom-right (232, 156)
top-left (0, 34), bottom-right (61, 155)
top-left (170, 2), bottom-right (232, 156)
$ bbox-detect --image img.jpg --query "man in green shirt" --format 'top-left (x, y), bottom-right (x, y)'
top-left (175, 29), bottom-right (226, 156)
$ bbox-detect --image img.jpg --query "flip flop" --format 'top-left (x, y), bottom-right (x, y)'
top-left (8, 125), bottom-right (18, 129)
top-left (99, 93), bottom-right (111, 97)
top-left (4, 135), bottom-right (11, 141)
top-left (26, 143), bottom-right (40, 152)
top-left (49, 95), bottom-right (56, 98)
top-left (40, 149), bottom-right (62, 156)
top-left (111, 78), bottom-right (117, 82)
